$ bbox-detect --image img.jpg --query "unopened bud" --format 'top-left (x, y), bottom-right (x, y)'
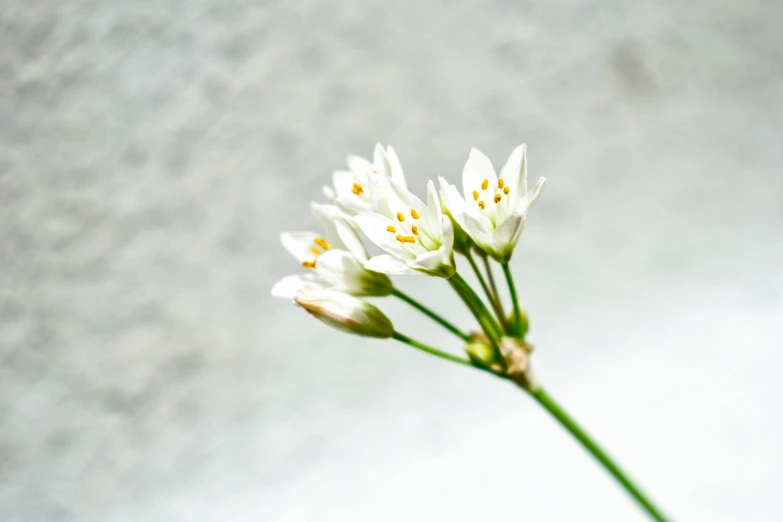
top-left (506, 308), bottom-right (529, 339)
top-left (464, 339), bottom-right (504, 372)
top-left (294, 288), bottom-right (394, 338)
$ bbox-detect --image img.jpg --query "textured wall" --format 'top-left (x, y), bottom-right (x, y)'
top-left (1, 1), bottom-right (782, 521)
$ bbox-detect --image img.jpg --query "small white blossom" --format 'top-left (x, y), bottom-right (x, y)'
top-left (271, 203), bottom-right (393, 298)
top-left (294, 288), bottom-right (395, 338)
top-left (439, 145), bottom-right (545, 262)
top-left (323, 143), bottom-right (407, 217)
top-left (353, 175), bottom-right (455, 277)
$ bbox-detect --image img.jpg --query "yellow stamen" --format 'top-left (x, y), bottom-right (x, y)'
top-left (503, 186), bottom-right (510, 195)
top-left (351, 182), bottom-right (364, 195)
top-left (481, 179), bottom-right (489, 190)
top-left (396, 234), bottom-right (406, 243)
top-left (314, 237), bottom-right (330, 250)
top-left (478, 200), bottom-right (486, 210)
top-left (472, 190), bottom-right (479, 201)
top-left (497, 178), bottom-right (505, 189)
top-left (396, 212), bottom-right (405, 222)
top-left (310, 248), bottom-right (321, 255)
top-left (410, 209), bottom-right (420, 219)
top-left (403, 236), bottom-right (416, 243)
top-left (494, 194), bottom-right (502, 204)
top-left (386, 225), bottom-right (396, 233)
top-left (411, 225), bottom-right (419, 235)
top-left (302, 260), bottom-right (316, 269)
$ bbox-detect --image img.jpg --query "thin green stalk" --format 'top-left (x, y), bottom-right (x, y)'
top-left (392, 288), bottom-right (470, 341)
top-left (392, 332), bottom-right (499, 378)
top-left (465, 251), bottom-right (506, 326)
top-left (530, 388), bottom-right (672, 522)
top-left (448, 272), bottom-right (504, 343)
top-left (501, 262), bottom-right (523, 337)
top-left (482, 255), bottom-right (506, 326)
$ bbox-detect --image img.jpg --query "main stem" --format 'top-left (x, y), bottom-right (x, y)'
top-left (530, 387), bottom-right (672, 522)
top-left (392, 288), bottom-right (470, 341)
top-left (501, 263), bottom-right (523, 337)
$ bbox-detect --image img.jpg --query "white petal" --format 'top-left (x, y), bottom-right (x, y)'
top-left (364, 254), bottom-right (418, 275)
top-left (314, 250), bottom-right (365, 284)
top-left (335, 195), bottom-right (372, 216)
top-left (425, 180), bottom-right (443, 231)
top-left (353, 212), bottom-right (416, 260)
top-left (492, 214), bottom-right (525, 262)
top-left (311, 203), bottom-right (348, 251)
top-left (280, 231), bottom-right (320, 264)
top-left (346, 155), bottom-right (371, 177)
top-left (462, 148), bottom-right (498, 203)
top-left (373, 143), bottom-right (393, 178)
top-left (332, 170), bottom-right (355, 197)
top-left (438, 177), bottom-right (468, 222)
top-left (271, 274), bottom-right (325, 299)
top-left (294, 288), bottom-right (395, 338)
top-left (367, 173), bottom-right (405, 217)
top-left (514, 177), bottom-right (546, 215)
top-left (323, 186), bottom-right (336, 201)
top-left (460, 212), bottom-right (495, 250)
top-left (385, 146), bottom-right (407, 189)
top-left (499, 144), bottom-right (526, 197)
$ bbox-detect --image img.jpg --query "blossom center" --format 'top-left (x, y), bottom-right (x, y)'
top-left (389, 208), bottom-right (426, 245)
top-left (475, 177), bottom-right (508, 211)
top-left (301, 236), bottom-right (331, 269)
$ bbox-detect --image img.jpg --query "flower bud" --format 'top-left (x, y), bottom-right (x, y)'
top-left (464, 339), bottom-right (504, 372)
top-left (294, 288), bottom-right (394, 338)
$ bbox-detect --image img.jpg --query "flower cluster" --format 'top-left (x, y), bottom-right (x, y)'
top-left (273, 143), bottom-right (544, 375)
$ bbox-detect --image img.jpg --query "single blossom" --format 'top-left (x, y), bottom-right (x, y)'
top-left (353, 175), bottom-right (456, 277)
top-left (323, 143), bottom-right (407, 216)
top-left (294, 288), bottom-right (395, 338)
top-left (271, 203), bottom-right (393, 298)
top-left (439, 144), bottom-right (545, 262)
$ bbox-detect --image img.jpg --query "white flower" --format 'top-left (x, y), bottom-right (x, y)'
top-left (323, 143), bottom-right (407, 216)
top-left (439, 144), bottom-right (545, 263)
top-left (353, 176), bottom-right (456, 277)
top-left (271, 203), bottom-right (393, 298)
top-left (294, 288), bottom-right (395, 338)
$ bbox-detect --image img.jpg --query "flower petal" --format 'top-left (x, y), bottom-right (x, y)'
top-left (353, 212), bottom-right (416, 260)
top-left (499, 144), bottom-right (526, 198)
top-left (385, 146), bottom-right (407, 189)
top-left (271, 273), bottom-right (325, 299)
top-left (492, 213), bottom-right (525, 262)
top-left (346, 155), bottom-right (371, 177)
top-left (364, 254), bottom-right (419, 275)
top-left (462, 148), bottom-right (498, 203)
top-left (311, 203), bottom-right (348, 251)
top-left (280, 231), bottom-right (320, 264)
top-left (332, 170), bottom-right (355, 197)
top-left (514, 177), bottom-right (546, 215)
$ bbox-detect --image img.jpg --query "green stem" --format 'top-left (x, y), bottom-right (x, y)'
top-left (482, 255), bottom-right (506, 326)
top-left (530, 388), bottom-right (673, 522)
top-left (501, 263), bottom-right (523, 337)
top-left (465, 251), bottom-right (506, 327)
top-left (392, 332), bottom-right (499, 377)
top-left (448, 272), bottom-right (504, 343)
top-left (392, 288), bottom-right (470, 341)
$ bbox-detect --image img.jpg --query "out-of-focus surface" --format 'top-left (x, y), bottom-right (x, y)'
top-left (1, 1), bottom-right (782, 520)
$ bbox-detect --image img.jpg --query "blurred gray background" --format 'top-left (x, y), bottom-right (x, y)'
top-left (2, 1), bottom-right (782, 520)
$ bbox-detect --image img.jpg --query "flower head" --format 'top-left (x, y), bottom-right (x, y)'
top-left (271, 203), bottom-right (393, 298)
top-left (323, 143), bottom-right (407, 216)
top-left (294, 288), bottom-right (395, 338)
top-left (439, 144), bottom-right (545, 262)
top-left (353, 175), bottom-right (456, 277)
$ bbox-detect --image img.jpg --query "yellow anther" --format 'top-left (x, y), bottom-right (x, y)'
top-left (302, 260), bottom-right (317, 269)
top-left (351, 182), bottom-right (364, 195)
top-left (310, 248), bottom-right (321, 255)
top-left (395, 234), bottom-right (406, 243)
top-left (396, 212), bottom-right (405, 222)
top-left (503, 186), bottom-right (510, 195)
top-left (411, 225), bottom-right (419, 235)
top-left (472, 190), bottom-right (479, 201)
top-left (478, 200), bottom-right (486, 210)
top-left (498, 178), bottom-right (505, 189)
top-left (403, 236), bottom-right (416, 243)
top-left (386, 225), bottom-right (396, 233)
top-left (494, 194), bottom-right (502, 204)
top-left (410, 209), bottom-right (420, 219)
top-left (314, 237), bottom-right (330, 250)
top-left (481, 179), bottom-right (489, 190)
